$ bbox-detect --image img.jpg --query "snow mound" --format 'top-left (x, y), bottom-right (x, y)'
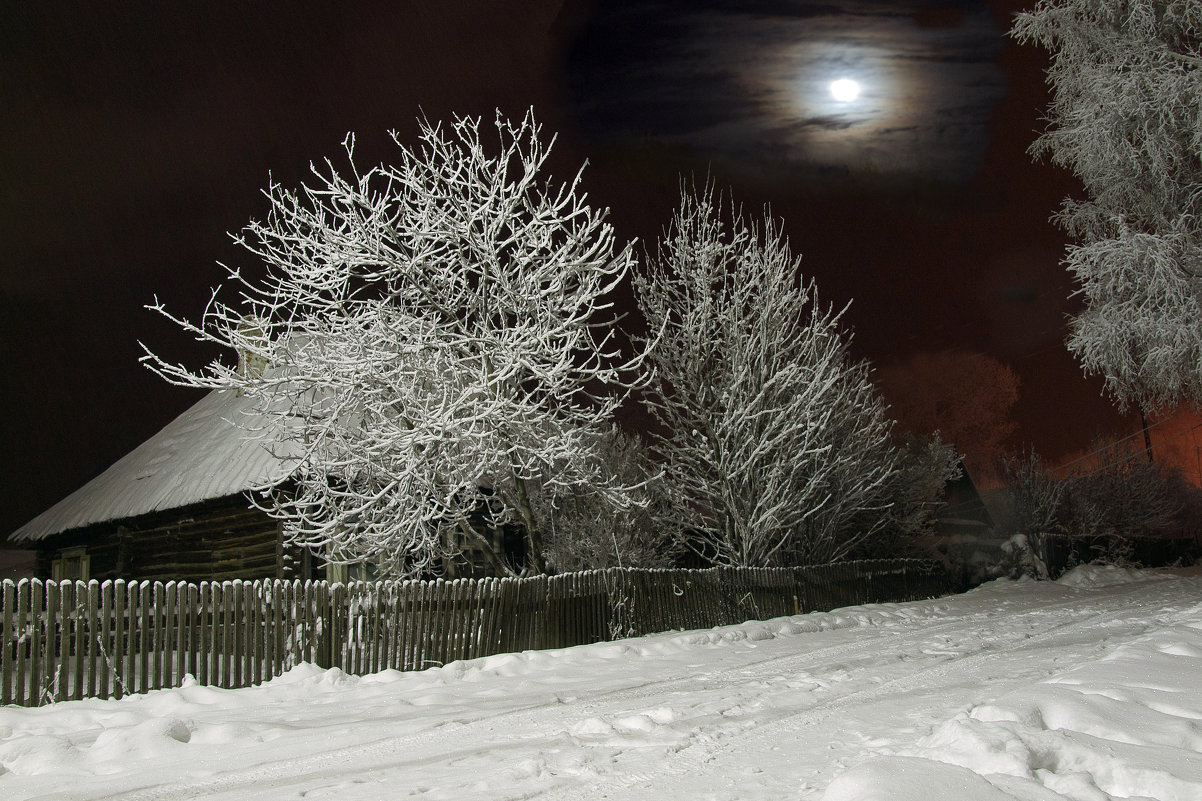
top-left (87, 717), bottom-right (194, 773)
top-left (1056, 563), bottom-right (1166, 588)
top-left (823, 756), bottom-right (1017, 801)
top-left (831, 612), bottom-right (1202, 801)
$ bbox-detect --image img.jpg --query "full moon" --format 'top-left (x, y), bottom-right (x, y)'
top-left (829, 78), bottom-right (861, 102)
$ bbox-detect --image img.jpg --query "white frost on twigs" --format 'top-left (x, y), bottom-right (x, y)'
top-left (141, 111), bottom-right (651, 578)
top-left (634, 186), bottom-right (904, 566)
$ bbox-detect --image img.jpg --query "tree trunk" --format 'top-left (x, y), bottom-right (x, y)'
top-left (511, 472), bottom-right (547, 574)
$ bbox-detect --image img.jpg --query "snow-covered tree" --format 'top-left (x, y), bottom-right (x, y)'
top-left (880, 434), bottom-right (963, 541)
top-left (1012, 0), bottom-right (1202, 412)
top-left (997, 450), bottom-right (1064, 543)
top-left (634, 187), bottom-right (905, 566)
top-left (991, 449), bottom-right (1064, 577)
top-left (142, 111), bottom-right (648, 578)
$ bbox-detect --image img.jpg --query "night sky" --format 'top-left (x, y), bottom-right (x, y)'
top-left (2, 0), bottom-right (1136, 539)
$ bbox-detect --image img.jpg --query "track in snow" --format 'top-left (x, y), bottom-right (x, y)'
top-left (5, 571), bottom-right (1200, 801)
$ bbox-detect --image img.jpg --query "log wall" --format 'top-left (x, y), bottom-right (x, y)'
top-left (31, 496), bottom-right (288, 583)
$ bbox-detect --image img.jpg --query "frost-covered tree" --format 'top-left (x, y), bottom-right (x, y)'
top-left (142, 111), bottom-right (647, 578)
top-left (996, 449), bottom-right (1065, 543)
top-left (1012, 0), bottom-right (1202, 412)
top-left (880, 434), bottom-right (963, 541)
top-left (634, 187), bottom-right (904, 566)
top-left (991, 449), bottom-right (1065, 577)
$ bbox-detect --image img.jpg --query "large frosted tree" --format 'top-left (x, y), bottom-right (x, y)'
top-left (143, 112), bottom-right (646, 578)
top-left (634, 188), bottom-right (905, 566)
top-left (1012, 0), bottom-right (1202, 412)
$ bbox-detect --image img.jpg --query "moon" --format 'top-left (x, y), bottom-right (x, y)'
top-left (829, 78), bottom-right (861, 103)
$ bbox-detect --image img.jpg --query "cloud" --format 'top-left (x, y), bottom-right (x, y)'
top-left (565, 0), bottom-right (1006, 184)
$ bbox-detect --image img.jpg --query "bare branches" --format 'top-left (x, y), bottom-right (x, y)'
top-left (141, 111), bottom-right (648, 578)
top-left (634, 186), bottom-right (904, 566)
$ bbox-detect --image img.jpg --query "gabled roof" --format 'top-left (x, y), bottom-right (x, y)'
top-left (938, 464), bottom-right (996, 531)
top-left (10, 389), bottom-right (297, 543)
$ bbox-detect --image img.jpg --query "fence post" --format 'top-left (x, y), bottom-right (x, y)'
top-left (46, 580), bottom-right (62, 704)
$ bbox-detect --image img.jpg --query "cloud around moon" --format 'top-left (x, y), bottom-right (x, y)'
top-left (565, 0), bottom-right (1007, 186)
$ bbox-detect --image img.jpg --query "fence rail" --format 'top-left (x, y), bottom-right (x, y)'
top-left (2, 559), bottom-right (949, 707)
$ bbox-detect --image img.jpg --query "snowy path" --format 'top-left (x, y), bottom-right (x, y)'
top-left (3, 566), bottom-right (1202, 801)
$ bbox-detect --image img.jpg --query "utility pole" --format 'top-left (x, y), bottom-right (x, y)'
top-left (1139, 404), bottom-right (1154, 465)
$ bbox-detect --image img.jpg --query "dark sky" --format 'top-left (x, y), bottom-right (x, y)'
top-left (2, 0), bottom-right (1134, 539)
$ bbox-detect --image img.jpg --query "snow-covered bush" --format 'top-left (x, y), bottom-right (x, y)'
top-left (999, 534), bottom-right (1050, 580)
top-left (142, 111), bottom-right (650, 578)
top-left (1061, 439), bottom-right (1181, 541)
top-left (992, 442), bottom-right (1194, 577)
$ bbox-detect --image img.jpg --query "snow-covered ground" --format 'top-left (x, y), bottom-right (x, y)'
top-left (3, 565), bottom-right (1201, 801)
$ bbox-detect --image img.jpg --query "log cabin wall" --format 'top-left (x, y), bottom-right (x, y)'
top-left (29, 494), bottom-right (528, 582)
top-left (31, 494), bottom-right (292, 582)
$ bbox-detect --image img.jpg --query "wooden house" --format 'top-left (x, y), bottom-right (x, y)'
top-left (936, 466), bottom-right (996, 540)
top-left (8, 389), bottom-right (301, 582)
top-left (929, 466), bottom-right (1007, 588)
top-left (8, 389), bottom-right (512, 582)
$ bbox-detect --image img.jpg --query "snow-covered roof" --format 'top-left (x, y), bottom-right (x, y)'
top-left (10, 389), bottom-right (297, 543)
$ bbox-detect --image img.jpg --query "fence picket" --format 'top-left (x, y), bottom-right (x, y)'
top-left (411, 580), bottom-right (427, 670)
top-left (150, 582), bottom-right (164, 692)
top-left (20, 581), bottom-right (33, 705)
top-left (94, 581), bottom-right (108, 699)
top-left (378, 583), bottom-right (391, 671)
top-left (2, 581), bottom-right (13, 705)
top-left (62, 582), bottom-right (76, 701)
top-left (231, 581), bottom-right (242, 688)
top-left (410, 580), bottom-right (425, 671)
top-left (134, 582), bottom-right (147, 694)
top-left (430, 581), bottom-right (448, 667)
top-left (175, 583), bottom-right (187, 686)
top-left (48, 581), bottom-right (63, 703)
top-left (366, 583), bottom-right (379, 674)
top-left (83, 581), bottom-right (98, 699)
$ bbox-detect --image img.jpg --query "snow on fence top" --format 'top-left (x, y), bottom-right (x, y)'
top-left (9, 390), bottom-right (295, 543)
top-left (0, 561), bottom-right (952, 707)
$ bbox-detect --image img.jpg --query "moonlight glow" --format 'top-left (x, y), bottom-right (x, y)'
top-left (829, 78), bottom-right (861, 102)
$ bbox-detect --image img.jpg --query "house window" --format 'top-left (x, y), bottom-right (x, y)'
top-left (52, 546), bottom-right (90, 582)
top-left (325, 559), bottom-right (377, 584)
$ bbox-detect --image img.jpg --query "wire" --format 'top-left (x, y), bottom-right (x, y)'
top-left (1051, 415), bottom-right (1183, 476)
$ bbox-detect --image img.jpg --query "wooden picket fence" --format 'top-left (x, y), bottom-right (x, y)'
top-left (1, 559), bottom-right (949, 707)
